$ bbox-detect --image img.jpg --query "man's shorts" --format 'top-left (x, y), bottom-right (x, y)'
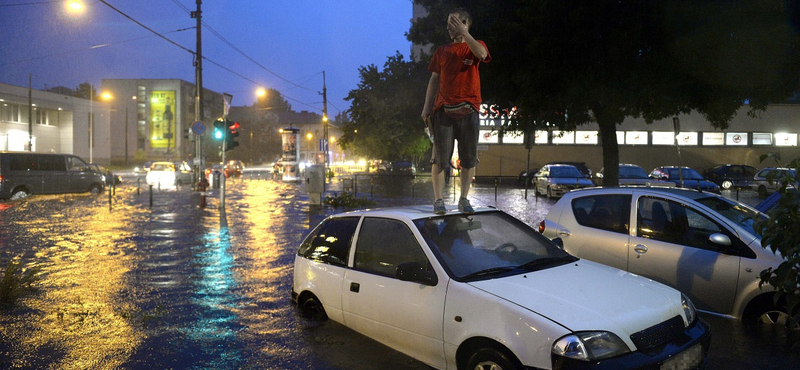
top-left (430, 108), bottom-right (479, 169)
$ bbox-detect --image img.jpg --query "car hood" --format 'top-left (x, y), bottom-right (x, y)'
top-left (467, 260), bottom-right (684, 335)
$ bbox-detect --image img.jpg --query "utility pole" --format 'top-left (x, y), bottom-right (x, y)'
top-left (28, 74), bottom-right (32, 152)
top-left (192, 0), bottom-right (204, 182)
top-left (321, 70), bottom-right (328, 190)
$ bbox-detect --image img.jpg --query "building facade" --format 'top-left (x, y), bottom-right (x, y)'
top-left (101, 79), bottom-right (227, 167)
top-left (0, 82), bottom-right (110, 164)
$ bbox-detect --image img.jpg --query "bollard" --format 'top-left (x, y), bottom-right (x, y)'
top-left (149, 185), bottom-right (153, 207)
top-left (108, 184), bottom-right (112, 211)
top-left (371, 176), bottom-right (374, 198)
top-left (354, 174), bottom-right (358, 197)
top-left (495, 177), bottom-right (499, 202)
top-left (137, 177), bottom-right (141, 195)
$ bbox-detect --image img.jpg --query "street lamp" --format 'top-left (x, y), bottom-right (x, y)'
top-left (306, 132), bottom-right (313, 164)
top-left (90, 90), bottom-right (112, 163)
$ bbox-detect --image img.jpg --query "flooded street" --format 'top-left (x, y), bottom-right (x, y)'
top-left (0, 177), bottom-right (797, 369)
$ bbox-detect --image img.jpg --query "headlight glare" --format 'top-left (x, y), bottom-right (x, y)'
top-left (682, 293), bottom-right (697, 325)
top-left (553, 331), bottom-right (629, 361)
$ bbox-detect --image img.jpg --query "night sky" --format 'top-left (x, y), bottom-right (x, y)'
top-left (0, 0), bottom-right (414, 116)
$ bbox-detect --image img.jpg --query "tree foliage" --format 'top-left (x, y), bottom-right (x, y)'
top-left (410, 0), bottom-right (800, 185)
top-left (754, 156), bottom-right (800, 329)
top-left (254, 88), bottom-right (291, 112)
top-left (341, 52), bottom-right (431, 163)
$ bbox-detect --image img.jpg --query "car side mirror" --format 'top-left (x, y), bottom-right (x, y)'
top-left (551, 237), bottom-right (564, 249)
top-left (396, 262), bottom-right (438, 286)
top-left (708, 233), bottom-right (731, 248)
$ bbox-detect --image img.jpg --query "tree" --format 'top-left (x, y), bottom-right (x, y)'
top-left (254, 88), bottom-right (291, 112)
top-left (410, 0), bottom-right (800, 185)
top-left (73, 82), bottom-right (96, 101)
top-left (340, 52), bottom-right (431, 163)
top-left (755, 155), bottom-right (800, 329)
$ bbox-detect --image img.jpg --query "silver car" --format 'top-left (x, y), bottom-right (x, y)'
top-left (540, 187), bottom-right (789, 325)
top-left (533, 164), bottom-right (594, 198)
top-left (753, 167), bottom-right (796, 197)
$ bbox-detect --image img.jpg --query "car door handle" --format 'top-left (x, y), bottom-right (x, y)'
top-left (558, 229), bottom-right (571, 236)
top-left (350, 282), bottom-right (360, 293)
top-left (633, 244), bottom-right (648, 255)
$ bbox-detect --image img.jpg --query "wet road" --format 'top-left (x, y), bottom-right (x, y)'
top-left (0, 177), bottom-right (796, 369)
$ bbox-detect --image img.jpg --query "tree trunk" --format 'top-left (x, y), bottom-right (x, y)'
top-left (596, 114), bottom-right (620, 187)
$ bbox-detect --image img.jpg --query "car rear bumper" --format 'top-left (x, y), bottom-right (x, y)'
top-left (552, 318), bottom-right (710, 370)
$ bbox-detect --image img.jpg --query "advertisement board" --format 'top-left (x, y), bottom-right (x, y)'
top-left (149, 91), bottom-right (176, 149)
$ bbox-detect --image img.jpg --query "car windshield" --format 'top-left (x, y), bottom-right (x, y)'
top-left (414, 211), bottom-right (577, 281)
top-left (550, 166), bottom-right (583, 178)
top-left (620, 166), bottom-right (648, 179)
top-left (695, 196), bottom-right (767, 239)
top-left (666, 168), bottom-right (704, 180)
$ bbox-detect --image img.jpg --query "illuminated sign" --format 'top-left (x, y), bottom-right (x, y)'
top-left (775, 133), bottom-right (798, 146)
top-left (503, 131), bottom-right (525, 144)
top-left (625, 131), bottom-right (648, 145)
top-left (149, 90), bottom-right (176, 149)
top-left (534, 130), bottom-right (548, 144)
top-left (552, 131), bottom-right (574, 144)
top-left (753, 133), bottom-right (773, 145)
top-left (703, 132), bottom-right (724, 145)
top-left (652, 131), bottom-right (675, 145)
top-left (678, 132), bottom-right (698, 146)
top-left (575, 131), bottom-right (598, 144)
top-left (479, 129), bottom-right (499, 144)
top-left (726, 133), bottom-right (747, 146)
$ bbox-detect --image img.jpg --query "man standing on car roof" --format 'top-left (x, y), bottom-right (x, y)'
top-left (421, 7), bottom-right (491, 215)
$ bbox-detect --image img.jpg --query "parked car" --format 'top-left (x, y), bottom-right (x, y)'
top-left (133, 161), bottom-right (154, 174)
top-left (753, 167), bottom-right (797, 197)
top-left (703, 164), bottom-right (758, 190)
top-left (0, 152), bottom-right (105, 200)
top-left (225, 160), bottom-right (244, 178)
top-left (145, 161), bottom-right (193, 189)
top-left (594, 164), bottom-right (676, 187)
top-left (293, 205), bottom-right (709, 370)
top-left (540, 186), bottom-right (791, 325)
top-left (755, 188), bottom-right (798, 214)
top-left (533, 164), bottom-right (594, 198)
top-left (389, 161), bottom-right (416, 176)
top-left (649, 166), bottom-right (720, 193)
top-left (89, 163), bottom-right (122, 186)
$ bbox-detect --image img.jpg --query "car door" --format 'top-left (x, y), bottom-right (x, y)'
top-left (557, 193), bottom-right (633, 270)
top-left (628, 194), bottom-right (740, 314)
top-left (342, 217), bottom-right (447, 369)
top-left (66, 155), bottom-right (94, 192)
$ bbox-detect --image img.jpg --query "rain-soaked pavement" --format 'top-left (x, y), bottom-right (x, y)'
top-left (0, 174), bottom-right (797, 369)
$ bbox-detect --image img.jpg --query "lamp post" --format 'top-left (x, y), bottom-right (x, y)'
top-left (126, 96), bottom-right (137, 167)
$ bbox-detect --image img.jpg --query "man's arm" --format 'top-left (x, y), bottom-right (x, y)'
top-left (448, 16), bottom-right (488, 61)
top-left (421, 72), bottom-right (440, 123)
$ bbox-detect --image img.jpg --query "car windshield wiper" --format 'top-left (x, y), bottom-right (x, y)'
top-left (460, 266), bottom-right (516, 281)
top-left (519, 256), bottom-right (576, 272)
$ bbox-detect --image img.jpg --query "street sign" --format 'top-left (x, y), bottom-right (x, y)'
top-left (192, 120), bottom-right (206, 135)
top-left (319, 139), bottom-right (328, 152)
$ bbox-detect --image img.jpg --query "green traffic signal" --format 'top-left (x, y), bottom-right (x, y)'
top-left (213, 120), bottom-right (226, 140)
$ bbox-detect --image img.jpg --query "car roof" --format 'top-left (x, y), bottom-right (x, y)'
top-left (327, 204), bottom-right (497, 221)
top-left (566, 185), bottom-right (720, 200)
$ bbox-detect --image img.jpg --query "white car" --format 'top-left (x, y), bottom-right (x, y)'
top-left (145, 161), bottom-right (193, 189)
top-left (292, 205), bottom-right (710, 370)
top-left (540, 187), bottom-right (788, 324)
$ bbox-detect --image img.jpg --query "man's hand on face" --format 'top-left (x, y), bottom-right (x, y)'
top-left (447, 14), bottom-right (468, 39)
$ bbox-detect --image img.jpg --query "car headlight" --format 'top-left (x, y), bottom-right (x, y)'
top-left (682, 293), bottom-right (697, 325)
top-left (550, 183), bottom-right (565, 190)
top-left (552, 331), bottom-right (630, 361)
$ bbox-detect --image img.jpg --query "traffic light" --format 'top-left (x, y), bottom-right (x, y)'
top-left (213, 120), bottom-right (225, 140)
top-left (225, 120), bottom-right (240, 151)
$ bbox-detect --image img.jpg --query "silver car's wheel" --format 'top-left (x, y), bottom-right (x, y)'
top-left (721, 180), bottom-right (733, 189)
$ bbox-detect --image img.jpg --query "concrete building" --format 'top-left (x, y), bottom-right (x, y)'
top-left (101, 79), bottom-right (226, 167)
top-left (0, 82), bottom-right (110, 164)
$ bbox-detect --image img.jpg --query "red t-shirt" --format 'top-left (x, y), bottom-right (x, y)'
top-left (428, 40), bottom-right (491, 112)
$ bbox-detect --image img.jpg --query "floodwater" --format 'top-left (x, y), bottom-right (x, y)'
top-left (0, 176), bottom-right (797, 369)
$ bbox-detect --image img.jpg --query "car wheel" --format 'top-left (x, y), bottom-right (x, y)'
top-left (758, 185), bottom-right (768, 197)
top-left (10, 188), bottom-right (30, 200)
top-left (300, 295), bottom-right (327, 321)
top-left (744, 298), bottom-right (797, 329)
top-left (721, 180), bottom-right (733, 190)
top-left (89, 184), bottom-right (103, 195)
top-left (467, 347), bottom-right (521, 370)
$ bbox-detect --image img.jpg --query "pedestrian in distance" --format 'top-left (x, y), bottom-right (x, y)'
top-left (421, 7), bottom-right (491, 215)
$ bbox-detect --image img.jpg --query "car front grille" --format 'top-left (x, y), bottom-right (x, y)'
top-left (630, 315), bottom-right (685, 351)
